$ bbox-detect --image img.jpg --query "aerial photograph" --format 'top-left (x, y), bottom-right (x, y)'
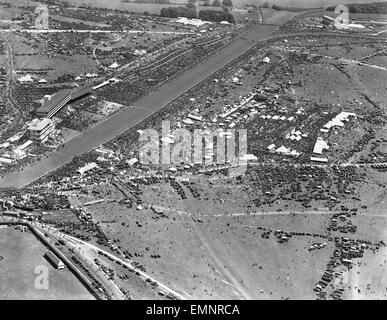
top-left (0, 0), bottom-right (386, 307)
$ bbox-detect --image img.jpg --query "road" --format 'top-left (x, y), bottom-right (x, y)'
top-left (32, 223), bottom-right (126, 299)
top-left (273, 45), bottom-right (387, 72)
top-left (33, 225), bottom-right (124, 299)
top-left (1, 30), bottom-right (14, 82)
top-left (1, 29), bottom-right (194, 35)
top-left (0, 30), bottom-right (24, 138)
top-left (63, 236), bottom-right (126, 300)
top-left (148, 205), bottom-right (387, 219)
top-left (181, 212), bottom-right (254, 300)
top-left (37, 224), bottom-right (189, 300)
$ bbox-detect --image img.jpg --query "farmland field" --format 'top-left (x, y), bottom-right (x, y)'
top-left (65, 0), bottom-right (387, 10)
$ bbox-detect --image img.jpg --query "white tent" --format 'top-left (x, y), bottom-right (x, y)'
top-left (109, 62), bottom-right (120, 69)
top-left (262, 57), bottom-right (271, 63)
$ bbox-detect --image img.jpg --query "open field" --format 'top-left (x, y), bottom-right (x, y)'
top-left (87, 201), bottom-right (333, 299)
top-left (49, 0), bottom-right (387, 10)
top-left (58, 156), bottom-right (387, 299)
top-left (0, 226), bottom-right (94, 299)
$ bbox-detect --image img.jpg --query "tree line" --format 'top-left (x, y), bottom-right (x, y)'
top-left (160, 6), bottom-right (235, 23)
top-left (159, 0), bottom-right (235, 23)
top-left (326, 2), bottom-right (387, 14)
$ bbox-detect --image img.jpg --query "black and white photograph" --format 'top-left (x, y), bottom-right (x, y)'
top-left (0, 0), bottom-right (386, 310)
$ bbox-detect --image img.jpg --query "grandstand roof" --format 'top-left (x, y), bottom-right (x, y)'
top-left (36, 89), bottom-right (72, 114)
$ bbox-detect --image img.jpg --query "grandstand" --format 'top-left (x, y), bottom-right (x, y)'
top-left (35, 85), bottom-right (94, 119)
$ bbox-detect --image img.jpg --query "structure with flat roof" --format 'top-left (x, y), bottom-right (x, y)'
top-left (44, 250), bottom-right (66, 269)
top-left (77, 162), bottom-right (98, 175)
top-left (0, 157), bottom-right (14, 165)
top-left (36, 89), bottom-right (72, 118)
top-left (35, 85), bottom-right (93, 119)
top-left (310, 157), bottom-right (328, 163)
top-left (28, 118), bottom-right (54, 143)
top-left (313, 137), bottom-right (329, 155)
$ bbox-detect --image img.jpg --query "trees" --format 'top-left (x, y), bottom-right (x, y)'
top-left (222, 0), bottom-right (233, 7)
top-left (187, 0), bottom-right (197, 8)
top-left (186, 0), bottom-right (198, 17)
top-left (212, 0), bottom-right (221, 6)
top-left (262, 2), bottom-right (271, 8)
top-left (187, 7), bottom-right (198, 18)
top-left (198, 9), bottom-right (235, 23)
top-left (160, 6), bottom-right (198, 18)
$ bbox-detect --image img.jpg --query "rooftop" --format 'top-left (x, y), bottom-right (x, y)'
top-left (18, 74), bottom-right (33, 82)
top-left (313, 137), bottom-right (329, 154)
top-left (324, 112), bottom-right (356, 130)
top-left (28, 118), bottom-right (53, 131)
top-left (45, 250), bottom-right (64, 267)
top-left (36, 89), bottom-right (72, 114)
top-left (78, 162), bottom-right (98, 175)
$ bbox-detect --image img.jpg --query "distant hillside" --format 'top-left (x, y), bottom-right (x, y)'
top-left (256, 0), bottom-right (385, 9)
top-left (271, 4), bottom-right (322, 12)
top-left (326, 2), bottom-right (387, 14)
top-left (38, 0), bottom-right (387, 12)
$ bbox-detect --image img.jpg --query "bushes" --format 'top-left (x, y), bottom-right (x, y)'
top-left (159, 6), bottom-right (236, 23)
top-left (160, 6), bottom-right (197, 18)
top-left (222, 0), bottom-right (233, 7)
top-left (272, 4), bottom-right (311, 12)
top-left (135, 0), bottom-right (170, 3)
top-left (199, 9), bottom-right (235, 23)
top-left (262, 2), bottom-right (271, 8)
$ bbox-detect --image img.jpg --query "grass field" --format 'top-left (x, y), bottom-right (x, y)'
top-left (0, 226), bottom-right (94, 300)
top-left (65, 0), bottom-right (387, 10)
top-left (55, 0), bottom-right (222, 14)
top-left (1, 0), bottom-right (385, 13)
